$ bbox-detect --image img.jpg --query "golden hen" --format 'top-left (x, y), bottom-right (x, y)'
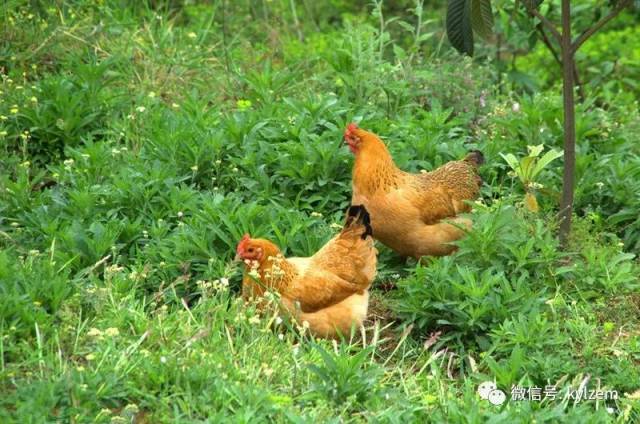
top-left (235, 205), bottom-right (377, 339)
top-left (343, 123), bottom-right (483, 258)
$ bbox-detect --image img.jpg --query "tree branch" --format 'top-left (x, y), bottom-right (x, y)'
top-left (572, 0), bottom-right (631, 53)
top-left (536, 23), bottom-right (562, 66)
top-left (524, 4), bottom-right (562, 44)
top-left (537, 24), bottom-right (586, 102)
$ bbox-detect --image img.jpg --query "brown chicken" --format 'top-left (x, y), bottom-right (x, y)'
top-left (235, 205), bottom-right (377, 338)
top-left (343, 123), bottom-right (483, 258)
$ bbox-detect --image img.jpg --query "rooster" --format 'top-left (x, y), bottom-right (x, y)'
top-left (343, 123), bottom-right (483, 258)
top-left (235, 205), bottom-right (377, 338)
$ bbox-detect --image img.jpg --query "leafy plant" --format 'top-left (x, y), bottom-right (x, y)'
top-left (501, 144), bottom-right (563, 212)
top-left (307, 343), bottom-right (383, 408)
top-left (445, 0), bottom-right (638, 245)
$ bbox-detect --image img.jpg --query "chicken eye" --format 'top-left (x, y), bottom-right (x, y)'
top-left (247, 247), bottom-right (254, 253)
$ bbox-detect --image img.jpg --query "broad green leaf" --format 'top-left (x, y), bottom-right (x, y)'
top-left (527, 144), bottom-right (544, 157)
top-left (397, 21), bottom-right (415, 33)
top-left (393, 44), bottom-right (407, 61)
top-left (520, 156), bottom-right (537, 181)
top-left (531, 149), bottom-right (563, 178)
top-left (446, 0), bottom-right (474, 56)
top-left (471, 0), bottom-right (494, 41)
top-left (500, 153), bottom-right (521, 174)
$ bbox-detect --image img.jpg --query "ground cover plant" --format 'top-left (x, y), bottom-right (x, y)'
top-left (1, 0), bottom-right (639, 422)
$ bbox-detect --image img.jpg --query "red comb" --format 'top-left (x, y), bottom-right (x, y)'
top-left (345, 122), bottom-right (358, 135)
top-left (236, 233), bottom-right (251, 254)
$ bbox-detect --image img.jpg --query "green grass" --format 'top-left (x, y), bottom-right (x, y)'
top-left (1, 1), bottom-right (639, 422)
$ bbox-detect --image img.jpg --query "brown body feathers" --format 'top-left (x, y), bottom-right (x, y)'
top-left (344, 124), bottom-right (483, 258)
top-left (236, 205), bottom-right (377, 339)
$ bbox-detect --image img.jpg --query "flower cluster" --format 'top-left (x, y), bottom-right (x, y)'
top-left (236, 99), bottom-right (252, 111)
top-left (128, 269), bottom-right (148, 282)
top-left (105, 264), bottom-right (124, 278)
top-left (196, 278), bottom-right (230, 296)
top-left (87, 327), bottom-right (120, 340)
top-left (263, 254), bottom-right (287, 284)
top-left (527, 181), bottom-right (544, 190)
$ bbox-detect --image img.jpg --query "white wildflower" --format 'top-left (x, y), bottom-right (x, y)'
top-left (123, 404), bottom-right (139, 415)
top-left (87, 328), bottom-right (103, 338)
top-left (529, 182), bottom-right (544, 190)
top-left (104, 327), bottom-right (119, 337)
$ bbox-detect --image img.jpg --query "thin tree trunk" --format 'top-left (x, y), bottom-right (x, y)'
top-left (559, 0), bottom-right (576, 247)
top-left (524, 0), bottom-right (630, 247)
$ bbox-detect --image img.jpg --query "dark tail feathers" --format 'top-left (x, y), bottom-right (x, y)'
top-left (345, 205), bottom-right (373, 240)
top-left (465, 150), bottom-right (485, 167)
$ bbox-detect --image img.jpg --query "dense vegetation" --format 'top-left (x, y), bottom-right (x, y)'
top-left (1, 1), bottom-right (638, 422)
